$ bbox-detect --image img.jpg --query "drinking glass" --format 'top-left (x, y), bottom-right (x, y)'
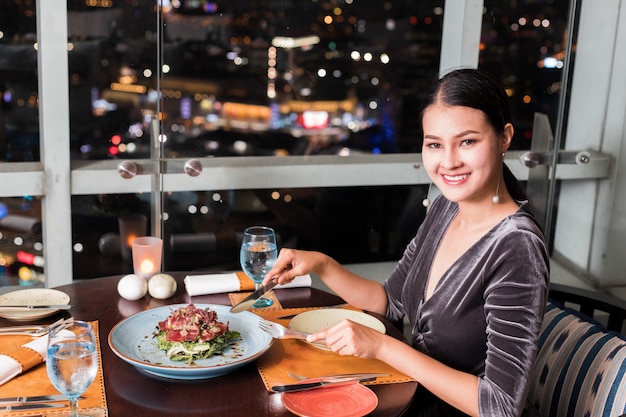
top-left (240, 226), bottom-right (278, 308)
top-left (46, 321), bottom-right (98, 417)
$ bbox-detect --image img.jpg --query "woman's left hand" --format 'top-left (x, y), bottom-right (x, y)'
top-left (307, 319), bottom-right (385, 359)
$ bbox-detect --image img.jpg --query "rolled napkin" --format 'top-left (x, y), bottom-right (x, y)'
top-left (0, 334), bottom-right (48, 386)
top-left (184, 271), bottom-right (312, 296)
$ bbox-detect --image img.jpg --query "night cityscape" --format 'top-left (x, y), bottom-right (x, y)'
top-left (0, 0), bottom-right (571, 281)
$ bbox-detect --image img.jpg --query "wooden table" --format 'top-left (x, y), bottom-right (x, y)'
top-left (0, 272), bottom-right (418, 416)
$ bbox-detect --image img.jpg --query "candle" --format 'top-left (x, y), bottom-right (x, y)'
top-left (132, 236), bottom-right (163, 280)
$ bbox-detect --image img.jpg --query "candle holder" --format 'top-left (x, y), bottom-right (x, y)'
top-left (131, 236), bottom-right (163, 280)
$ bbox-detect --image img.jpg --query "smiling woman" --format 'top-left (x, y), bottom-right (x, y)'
top-left (420, 69), bottom-right (525, 301)
top-left (264, 68), bottom-right (549, 417)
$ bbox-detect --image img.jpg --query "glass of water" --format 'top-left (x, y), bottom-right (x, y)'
top-left (240, 226), bottom-right (278, 308)
top-left (46, 321), bottom-right (98, 417)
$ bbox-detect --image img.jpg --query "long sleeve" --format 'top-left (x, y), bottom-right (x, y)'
top-left (477, 218), bottom-right (549, 416)
top-left (384, 197), bottom-right (549, 417)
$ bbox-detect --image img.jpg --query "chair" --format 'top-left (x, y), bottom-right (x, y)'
top-left (527, 283), bottom-right (626, 417)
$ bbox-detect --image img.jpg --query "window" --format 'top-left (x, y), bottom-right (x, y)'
top-left (0, 0), bottom-right (616, 288)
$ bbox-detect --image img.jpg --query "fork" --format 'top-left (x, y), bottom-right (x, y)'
top-left (258, 318), bottom-right (312, 340)
top-left (0, 317), bottom-right (74, 336)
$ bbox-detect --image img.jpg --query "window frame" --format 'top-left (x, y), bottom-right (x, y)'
top-left (1, 0), bottom-right (613, 287)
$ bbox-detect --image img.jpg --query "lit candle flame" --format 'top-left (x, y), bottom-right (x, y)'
top-left (140, 259), bottom-right (155, 274)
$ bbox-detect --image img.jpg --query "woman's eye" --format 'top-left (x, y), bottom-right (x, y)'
top-left (425, 142), bottom-right (441, 149)
top-left (461, 139), bottom-right (476, 146)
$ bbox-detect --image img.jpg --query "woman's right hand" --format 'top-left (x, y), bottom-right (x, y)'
top-left (267, 248), bottom-right (388, 317)
top-left (263, 248), bottom-right (327, 285)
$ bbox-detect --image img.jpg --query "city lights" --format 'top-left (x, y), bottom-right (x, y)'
top-left (2, 1), bottom-right (568, 165)
top-left (271, 35), bottom-right (321, 49)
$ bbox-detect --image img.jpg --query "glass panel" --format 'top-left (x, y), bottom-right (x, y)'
top-left (162, 185), bottom-right (430, 272)
top-left (479, 0), bottom-right (575, 245)
top-left (67, 1), bottom-right (160, 281)
top-left (0, 2), bottom-right (44, 289)
top-left (66, 1), bottom-right (446, 280)
top-left (61, 1), bottom-right (448, 161)
top-left (64, 186), bottom-right (418, 280)
top-left (72, 193), bottom-right (151, 280)
top-left (0, 197), bottom-right (44, 287)
top-left (69, 186), bottom-right (427, 277)
top-left (155, 2), bottom-right (444, 280)
top-left (479, 0), bottom-right (572, 152)
top-left (0, 0), bottom-right (39, 162)
top-left (159, 2), bottom-right (443, 158)
top-left (66, 0), bottom-right (158, 160)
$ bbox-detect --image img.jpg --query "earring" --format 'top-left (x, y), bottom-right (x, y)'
top-left (492, 153), bottom-right (505, 204)
top-left (492, 181), bottom-right (500, 204)
top-left (422, 183), bottom-right (432, 207)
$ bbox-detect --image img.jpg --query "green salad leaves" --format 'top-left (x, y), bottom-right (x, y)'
top-left (155, 304), bottom-right (241, 363)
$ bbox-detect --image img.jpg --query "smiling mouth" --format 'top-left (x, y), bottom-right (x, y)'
top-left (442, 173), bottom-right (470, 183)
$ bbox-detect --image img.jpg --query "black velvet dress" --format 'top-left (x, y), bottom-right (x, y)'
top-left (384, 196), bottom-right (549, 417)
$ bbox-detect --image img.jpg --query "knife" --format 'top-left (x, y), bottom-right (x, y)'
top-left (290, 372), bottom-right (390, 380)
top-left (230, 281), bottom-right (279, 313)
top-left (272, 376), bottom-right (377, 393)
top-left (0, 394), bottom-right (78, 405)
top-left (0, 305), bottom-right (72, 310)
top-left (0, 403), bottom-right (65, 411)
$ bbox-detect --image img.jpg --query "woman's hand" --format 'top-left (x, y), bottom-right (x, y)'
top-left (263, 248), bottom-right (328, 285)
top-left (265, 248), bottom-right (388, 317)
top-left (307, 319), bottom-right (386, 359)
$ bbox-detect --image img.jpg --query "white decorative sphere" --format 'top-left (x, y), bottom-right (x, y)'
top-left (117, 274), bottom-right (148, 301)
top-left (148, 274), bottom-right (177, 299)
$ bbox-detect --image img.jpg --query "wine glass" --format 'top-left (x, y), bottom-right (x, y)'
top-left (240, 226), bottom-right (278, 308)
top-left (46, 321), bottom-right (98, 417)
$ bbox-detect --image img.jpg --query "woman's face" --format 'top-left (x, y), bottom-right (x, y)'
top-left (421, 103), bottom-right (511, 205)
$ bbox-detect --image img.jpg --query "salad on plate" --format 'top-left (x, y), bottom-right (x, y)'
top-left (155, 304), bottom-right (241, 363)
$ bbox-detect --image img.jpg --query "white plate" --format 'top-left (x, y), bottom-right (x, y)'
top-left (108, 304), bottom-right (273, 380)
top-left (289, 309), bottom-right (386, 350)
top-left (0, 288), bottom-right (71, 321)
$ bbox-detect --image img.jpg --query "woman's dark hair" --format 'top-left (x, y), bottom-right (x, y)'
top-left (421, 68), bottom-right (528, 202)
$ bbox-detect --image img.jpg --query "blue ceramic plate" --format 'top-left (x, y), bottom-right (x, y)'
top-left (108, 304), bottom-right (273, 380)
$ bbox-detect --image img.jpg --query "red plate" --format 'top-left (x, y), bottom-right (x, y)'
top-left (282, 381), bottom-right (378, 417)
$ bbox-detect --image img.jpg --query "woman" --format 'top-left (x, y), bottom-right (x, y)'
top-left (264, 68), bottom-right (549, 417)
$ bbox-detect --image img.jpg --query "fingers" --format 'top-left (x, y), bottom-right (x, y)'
top-left (263, 248), bottom-right (299, 285)
top-left (306, 329), bottom-right (329, 343)
top-left (307, 320), bottom-right (379, 358)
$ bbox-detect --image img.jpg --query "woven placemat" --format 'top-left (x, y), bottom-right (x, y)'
top-left (0, 321), bottom-right (108, 416)
top-left (252, 308), bottom-right (414, 392)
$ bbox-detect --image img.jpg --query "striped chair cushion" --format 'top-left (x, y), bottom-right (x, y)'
top-left (527, 301), bottom-right (626, 417)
